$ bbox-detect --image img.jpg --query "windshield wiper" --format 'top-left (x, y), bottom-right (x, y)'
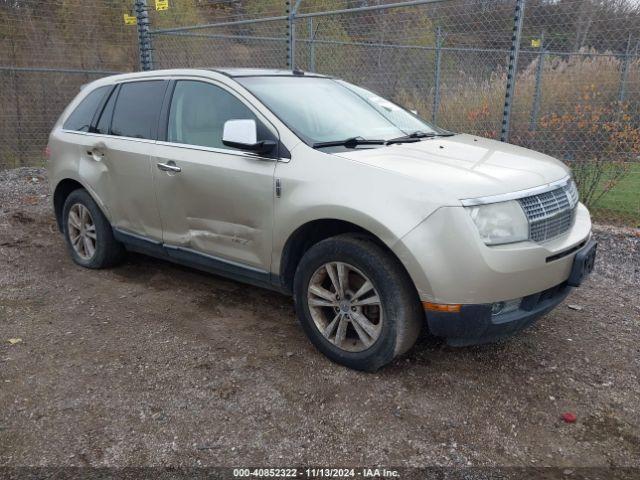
top-left (313, 136), bottom-right (385, 149)
top-left (385, 131), bottom-right (456, 145)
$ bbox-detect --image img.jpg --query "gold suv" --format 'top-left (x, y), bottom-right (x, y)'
top-left (48, 69), bottom-right (596, 371)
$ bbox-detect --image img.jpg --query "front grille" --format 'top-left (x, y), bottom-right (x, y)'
top-left (518, 180), bottom-right (579, 243)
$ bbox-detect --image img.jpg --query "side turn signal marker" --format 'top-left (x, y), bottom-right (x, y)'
top-left (422, 302), bottom-right (462, 313)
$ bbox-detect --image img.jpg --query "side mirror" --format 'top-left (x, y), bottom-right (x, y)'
top-left (222, 119), bottom-right (276, 154)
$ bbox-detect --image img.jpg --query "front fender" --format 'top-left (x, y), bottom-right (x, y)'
top-left (271, 144), bottom-right (447, 278)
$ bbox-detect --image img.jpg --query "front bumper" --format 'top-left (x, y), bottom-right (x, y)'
top-left (393, 202), bottom-right (593, 304)
top-left (427, 281), bottom-right (572, 346)
top-left (425, 238), bottom-right (597, 346)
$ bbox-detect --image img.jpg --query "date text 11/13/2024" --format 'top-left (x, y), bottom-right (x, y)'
top-left (232, 468), bottom-right (400, 478)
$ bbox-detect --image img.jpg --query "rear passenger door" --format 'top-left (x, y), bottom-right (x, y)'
top-left (83, 80), bottom-right (167, 241)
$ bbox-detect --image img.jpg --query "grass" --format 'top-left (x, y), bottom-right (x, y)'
top-left (591, 163), bottom-right (640, 226)
top-left (394, 52), bottom-right (640, 227)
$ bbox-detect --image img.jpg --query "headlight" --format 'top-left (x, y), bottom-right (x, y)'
top-left (466, 200), bottom-right (529, 245)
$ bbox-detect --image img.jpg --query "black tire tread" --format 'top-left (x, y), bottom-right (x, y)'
top-left (293, 233), bottom-right (422, 371)
top-left (62, 189), bottom-right (125, 269)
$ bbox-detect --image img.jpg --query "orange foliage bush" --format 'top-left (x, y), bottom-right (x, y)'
top-left (534, 86), bottom-right (639, 206)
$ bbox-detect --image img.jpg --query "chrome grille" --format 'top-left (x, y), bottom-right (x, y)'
top-left (518, 180), bottom-right (579, 243)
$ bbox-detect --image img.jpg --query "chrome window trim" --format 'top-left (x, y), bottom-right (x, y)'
top-left (62, 129), bottom-right (285, 161)
top-left (61, 129), bottom-right (88, 136)
top-left (62, 129), bottom-right (157, 144)
top-left (460, 175), bottom-right (572, 206)
top-left (83, 132), bottom-right (157, 144)
top-left (156, 140), bottom-right (281, 162)
top-left (62, 128), bottom-right (156, 143)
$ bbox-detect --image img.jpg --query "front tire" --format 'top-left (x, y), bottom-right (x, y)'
top-left (293, 234), bottom-right (422, 371)
top-left (62, 189), bottom-right (125, 269)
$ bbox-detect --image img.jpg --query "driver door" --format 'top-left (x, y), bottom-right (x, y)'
top-left (151, 79), bottom-right (279, 279)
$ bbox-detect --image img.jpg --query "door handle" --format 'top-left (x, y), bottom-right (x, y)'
top-left (157, 162), bottom-right (181, 173)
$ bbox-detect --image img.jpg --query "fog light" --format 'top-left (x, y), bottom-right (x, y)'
top-left (491, 302), bottom-right (505, 315)
top-left (491, 298), bottom-right (522, 316)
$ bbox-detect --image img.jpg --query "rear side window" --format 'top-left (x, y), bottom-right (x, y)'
top-left (63, 86), bottom-right (110, 132)
top-left (110, 80), bottom-right (166, 140)
top-left (94, 87), bottom-right (118, 135)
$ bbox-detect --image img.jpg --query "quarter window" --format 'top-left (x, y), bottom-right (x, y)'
top-left (63, 86), bottom-right (110, 132)
top-left (111, 80), bottom-right (166, 140)
top-left (167, 80), bottom-right (273, 150)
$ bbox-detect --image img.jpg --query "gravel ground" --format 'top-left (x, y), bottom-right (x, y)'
top-left (0, 167), bottom-right (639, 468)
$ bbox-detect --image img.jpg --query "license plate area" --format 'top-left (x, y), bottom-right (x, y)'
top-left (567, 239), bottom-right (597, 287)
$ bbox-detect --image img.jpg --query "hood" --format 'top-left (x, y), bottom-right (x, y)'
top-left (333, 133), bottom-right (570, 201)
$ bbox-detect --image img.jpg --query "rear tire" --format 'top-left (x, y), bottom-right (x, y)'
top-left (293, 234), bottom-right (422, 371)
top-left (62, 189), bottom-right (125, 269)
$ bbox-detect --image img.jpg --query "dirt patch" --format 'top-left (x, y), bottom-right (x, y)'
top-left (10, 211), bottom-right (35, 224)
top-left (0, 167), bottom-right (639, 467)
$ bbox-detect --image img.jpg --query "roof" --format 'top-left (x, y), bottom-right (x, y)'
top-left (82, 68), bottom-right (331, 92)
top-left (210, 67), bottom-right (328, 78)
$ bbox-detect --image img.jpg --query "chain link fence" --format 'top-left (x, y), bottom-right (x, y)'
top-left (509, 0), bottom-right (640, 225)
top-left (1, 0), bottom-right (638, 224)
top-left (148, 0), bottom-right (288, 70)
top-left (0, 0), bottom-right (137, 168)
top-left (290, 1), bottom-right (517, 139)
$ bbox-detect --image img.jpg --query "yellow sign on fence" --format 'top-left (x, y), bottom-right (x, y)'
top-left (123, 13), bottom-right (137, 25)
top-left (531, 39), bottom-right (541, 48)
top-left (156, 0), bottom-right (169, 10)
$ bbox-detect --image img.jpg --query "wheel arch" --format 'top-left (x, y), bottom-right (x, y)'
top-left (52, 177), bottom-right (109, 232)
top-left (278, 218), bottom-right (414, 295)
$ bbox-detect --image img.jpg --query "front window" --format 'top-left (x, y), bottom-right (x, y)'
top-left (237, 76), bottom-right (443, 148)
top-left (167, 80), bottom-right (275, 151)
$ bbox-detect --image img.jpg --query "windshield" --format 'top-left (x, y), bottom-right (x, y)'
top-left (337, 81), bottom-right (437, 135)
top-left (236, 76), bottom-right (440, 146)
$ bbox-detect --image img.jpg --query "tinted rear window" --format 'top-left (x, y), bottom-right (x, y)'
top-left (110, 80), bottom-right (166, 140)
top-left (63, 86), bottom-right (110, 132)
top-left (95, 87), bottom-right (118, 135)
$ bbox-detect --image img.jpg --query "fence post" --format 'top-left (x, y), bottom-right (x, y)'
top-left (432, 26), bottom-right (442, 124)
top-left (308, 17), bottom-right (316, 72)
top-left (287, 0), bottom-right (303, 69)
top-left (500, 0), bottom-right (526, 142)
top-left (529, 32), bottom-right (545, 131)
top-left (619, 32), bottom-right (632, 103)
top-left (134, 0), bottom-right (153, 71)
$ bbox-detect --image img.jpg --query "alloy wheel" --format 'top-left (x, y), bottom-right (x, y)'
top-left (307, 261), bottom-right (383, 352)
top-left (67, 203), bottom-right (97, 260)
